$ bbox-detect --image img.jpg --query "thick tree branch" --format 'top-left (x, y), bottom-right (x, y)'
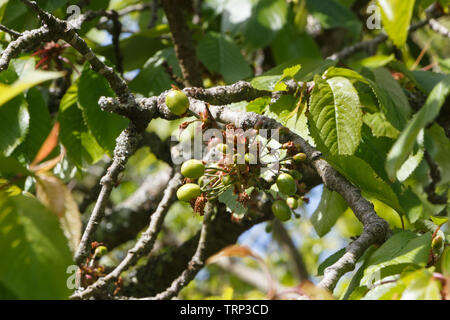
top-left (145, 202), bottom-right (214, 300)
top-left (272, 219), bottom-right (309, 282)
top-left (0, 26), bottom-right (52, 71)
top-left (161, 0), bottom-right (203, 87)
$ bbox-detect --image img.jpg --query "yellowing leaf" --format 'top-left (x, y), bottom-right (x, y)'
top-left (0, 70), bottom-right (63, 107)
top-left (35, 173), bottom-right (82, 253)
top-left (207, 245), bottom-right (262, 264)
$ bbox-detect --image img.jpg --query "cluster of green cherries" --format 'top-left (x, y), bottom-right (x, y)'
top-left (176, 150), bottom-right (308, 222)
top-left (166, 87), bottom-right (308, 222)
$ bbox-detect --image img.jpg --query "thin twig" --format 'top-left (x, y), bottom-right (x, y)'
top-left (0, 24), bottom-right (22, 38)
top-left (144, 202), bottom-right (214, 300)
top-left (70, 172), bottom-right (183, 300)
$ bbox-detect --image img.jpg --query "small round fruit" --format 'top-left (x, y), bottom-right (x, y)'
top-left (94, 245), bottom-right (108, 257)
top-left (177, 183), bottom-right (201, 202)
top-left (165, 89), bottom-right (190, 115)
top-left (289, 170), bottom-right (303, 181)
top-left (181, 159), bottom-right (205, 179)
top-left (222, 175), bottom-right (232, 185)
top-left (286, 197), bottom-right (298, 209)
top-left (293, 153), bottom-right (307, 163)
top-left (432, 236), bottom-right (443, 251)
top-left (276, 173), bottom-right (297, 196)
top-left (272, 200), bottom-right (292, 222)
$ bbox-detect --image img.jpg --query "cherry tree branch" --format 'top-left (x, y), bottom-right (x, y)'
top-left (143, 202), bottom-right (214, 300)
top-left (327, 19), bottom-right (431, 61)
top-left (161, 0), bottom-right (203, 87)
top-left (71, 172), bottom-right (183, 300)
top-left (100, 85), bottom-right (391, 291)
top-left (272, 219), bottom-right (309, 282)
top-left (0, 24), bottom-right (22, 39)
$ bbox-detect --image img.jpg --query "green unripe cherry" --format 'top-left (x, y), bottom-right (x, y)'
top-left (293, 153), bottom-right (307, 163)
top-left (181, 159), bottom-right (205, 179)
top-left (177, 183), bottom-right (201, 202)
top-left (276, 173), bottom-right (297, 196)
top-left (222, 175), bottom-right (232, 185)
top-left (286, 197), bottom-right (298, 209)
top-left (165, 89), bottom-right (190, 115)
top-left (432, 236), bottom-right (443, 251)
top-left (272, 200), bottom-right (292, 222)
top-left (94, 245), bottom-right (108, 257)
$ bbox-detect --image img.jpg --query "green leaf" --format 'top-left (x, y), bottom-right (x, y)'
top-left (326, 155), bottom-right (403, 213)
top-left (0, 70), bottom-right (63, 107)
top-left (0, 95), bottom-right (29, 156)
top-left (349, 54), bottom-right (395, 70)
top-left (0, 154), bottom-right (31, 180)
top-left (311, 188), bottom-right (347, 237)
top-left (306, 0), bottom-right (362, 37)
top-left (425, 124), bottom-right (450, 185)
top-left (317, 248), bottom-right (346, 276)
top-left (430, 216), bottom-right (448, 227)
top-left (386, 75), bottom-right (450, 181)
top-left (363, 112), bottom-right (400, 139)
top-left (271, 26), bottom-right (322, 66)
top-left (376, 0), bottom-right (416, 47)
top-left (1, 0), bottom-right (69, 30)
top-left (17, 88), bottom-right (52, 162)
top-left (442, 247), bottom-right (450, 277)
top-left (246, 97), bottom-right (271, 114)
top-left (94, 29), bottom-right (168, 71)
top-left (360, 231), bottom-right (432, 286)
top-left (264, 59), bottom-right (336, 83)
top-left (308, 76), bottom-right (362, 155)
top-left (0, 192), bottom-right (73, 299)
top-left (251, 64), bottom-right (301, 92)
top-left (197, 32), bottom-right (253, 84)
top-left (220, 0), bottom-right (287, 48)
top-left (58, 84), bottom-right (105, 167)
top-left (356, 125), bottom-right (393, 182)
top-left (250, 75), bottom-right (282, 91)
top-left (218, 187), bottom-right (247, 216)
top-left (77, 67), bottom-right (129, 155)
top-left (129, 50), bottom-right (174, 96)
top-left (400, 268), bottom-right (441, 300)
top-left (368, 68), bottom-right (412, 130)
top-left (324, 67), bottom-right (368, 84)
